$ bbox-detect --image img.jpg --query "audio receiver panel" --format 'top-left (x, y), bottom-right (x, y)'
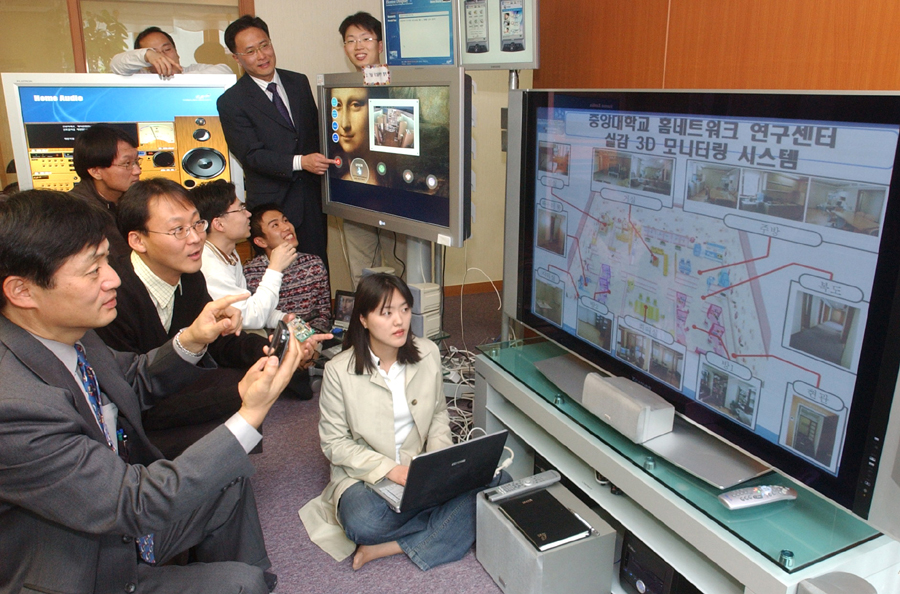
top-left (25, 117), bottom-right (231, 192)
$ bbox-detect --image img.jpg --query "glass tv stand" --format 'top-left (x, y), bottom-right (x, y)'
top-left (475, 337), bottom-right (900, 594)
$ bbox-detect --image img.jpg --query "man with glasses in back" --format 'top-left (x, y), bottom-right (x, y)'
top-left (69, 124), bottom-right (142, 256)
top-left (336, 11), bottom-right (408, 288)
top-left (217, 15), bottom-right (334, 268)
top-left (95, 178), bottom-right (328, 456)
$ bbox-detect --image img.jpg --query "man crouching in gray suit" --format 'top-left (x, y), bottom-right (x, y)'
top-left (0, 191), bottom-right (311, 593)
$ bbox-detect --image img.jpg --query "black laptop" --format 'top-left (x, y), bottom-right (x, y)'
top-left (368, 430), bottom-right (509, 513)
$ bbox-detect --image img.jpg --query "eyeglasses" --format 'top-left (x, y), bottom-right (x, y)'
top-left (145, 219), bottom-right (209, 240)
top-left (112, 159), bottom-right (142, 170)
top-left (343, 37), bottom-right (377, 47)
top-left (233, 40), bottom-right (272, 57)
top-left (220, 204), bottom-right (248, 216)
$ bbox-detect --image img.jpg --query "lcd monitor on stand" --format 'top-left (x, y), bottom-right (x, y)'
top-left (319, 67), bottom-right (471, 293)
top-left (1, 73), bottom-right (242, 195)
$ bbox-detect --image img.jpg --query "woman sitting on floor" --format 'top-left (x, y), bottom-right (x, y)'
top-left (300, 273), bottom-right (504, 570)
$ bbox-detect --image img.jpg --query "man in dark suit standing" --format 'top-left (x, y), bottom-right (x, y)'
top-left (217, 15), bottom-right (335, 266)
top-left (0, 190), bottom-right (304, 593)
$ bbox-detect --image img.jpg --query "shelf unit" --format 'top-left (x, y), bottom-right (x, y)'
top-left (474, 353), bottom-right (900, 594)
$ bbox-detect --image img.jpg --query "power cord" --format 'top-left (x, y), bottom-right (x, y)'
top-left (458, 266), bottom-right (501, 352)
top-left (445, 380), bottom-right (475, 442)
top-left (391, 232), bottom-right (406, 278)
top-left (494, 446), bottom-right (514, 476)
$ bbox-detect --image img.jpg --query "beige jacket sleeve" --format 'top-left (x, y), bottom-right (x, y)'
top-left (318, 354), bottom-right (399, 485)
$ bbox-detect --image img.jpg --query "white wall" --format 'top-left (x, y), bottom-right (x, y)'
top-left (255, 0), bottom-right (530, 292)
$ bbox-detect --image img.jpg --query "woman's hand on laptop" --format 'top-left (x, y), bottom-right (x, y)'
top-left (386, 465), bottom-right (409, 486)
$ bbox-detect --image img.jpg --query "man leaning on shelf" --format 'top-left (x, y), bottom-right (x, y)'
top-left (110, 26), bottom-right (233, 77)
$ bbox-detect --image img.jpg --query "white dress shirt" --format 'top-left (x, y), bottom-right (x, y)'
top-left (370, 350), bottom-right (414, 463)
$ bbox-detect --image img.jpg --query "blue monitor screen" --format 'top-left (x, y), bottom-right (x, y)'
top-left (4, 75), bottom-right (238, 193)
top-left (18, 85), bottom-right (224, 123)
top-left (384, 0), bottom-right (456, 66)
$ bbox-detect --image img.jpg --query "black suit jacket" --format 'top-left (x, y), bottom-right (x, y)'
top-left (217, 69), bottom-right (327, 263)
top-left (0, 316), bottom-right (255, 594)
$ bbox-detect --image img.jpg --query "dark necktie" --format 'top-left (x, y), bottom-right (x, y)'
top-left (74, 344), bottom-right (155, 564)
top-left (267, 82), bottom-right (293, 127)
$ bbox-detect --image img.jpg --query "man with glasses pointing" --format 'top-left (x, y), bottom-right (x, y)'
top-left (95, 178), bottom-right (329, 457)
top-left (217, 15), bottom-right (334, 268)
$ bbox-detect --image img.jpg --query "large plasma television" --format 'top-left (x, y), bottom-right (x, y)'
top-left (319, 67), bottom-right (471, 247)
top-left (2, 73), bottom-right (242, 194)
top-left (503, 89), bottom-right (900, 537)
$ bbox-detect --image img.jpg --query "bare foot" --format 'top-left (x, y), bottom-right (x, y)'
top-left (352, 541), bottom-right (403, 570)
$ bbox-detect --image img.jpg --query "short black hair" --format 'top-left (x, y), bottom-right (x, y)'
top-left (190, 179), bottom-right (237, 224)
top-left (134, 26), bottom-right (175, 50)
top-left (0, 190), bottom-right (108, 309)
top-left (73, 125), bottom-right (138, 181)
top-left (248, 202), bottom-right (283, 256)
top-left (225, 15), bottom-right (270, 53)
top-left (1, 182), bottom-right (18, 198)
top-left (345, 273), bottom-right (421, 375)
top-left (339, 11), bottom-right (382, 41)
top-left (117, 178), bottom-right (193, 238)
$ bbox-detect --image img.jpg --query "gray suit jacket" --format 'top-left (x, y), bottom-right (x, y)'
top-left (0, 316), bottom-right (256, 594)
top-left (216, 69), bottom-right (327, 263)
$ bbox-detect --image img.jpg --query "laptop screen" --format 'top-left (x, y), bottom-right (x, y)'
top-left (333, 291), bottom-right (355, 328)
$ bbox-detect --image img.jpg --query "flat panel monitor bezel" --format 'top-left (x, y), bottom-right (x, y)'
top-left (382, 0), bottom-right (458, 66)
top-left (504, 88), bottom-right (900, 521)
top-left (318, 67), bottom-right (471, 247)
top-left (2, 72), bottom-right (243, 197)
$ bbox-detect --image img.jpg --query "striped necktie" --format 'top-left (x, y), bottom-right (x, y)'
top-left (74, 343), bottom-right (113, 448)
top-left (74, 343), bottom-right (155, 564)
top-left (267, 82), bottom-right (294, 127)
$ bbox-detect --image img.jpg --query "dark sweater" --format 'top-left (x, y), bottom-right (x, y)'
top-left (98, 253), bottom-right (267, 366)
top-left (67, 181), bottom-right (130, 258)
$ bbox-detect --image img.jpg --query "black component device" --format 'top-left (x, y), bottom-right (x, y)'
top-left (620, 531), bottom-right (701, 594)
top-left (507, 89), bottom-right (900, 523)
top-left (268, 320), bottom-right (291, 363)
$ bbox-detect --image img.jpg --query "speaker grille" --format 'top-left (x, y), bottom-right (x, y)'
top-left (181, 147), bottom-right (226, 179)
top-left (152, 151), bottom-right (175, 168)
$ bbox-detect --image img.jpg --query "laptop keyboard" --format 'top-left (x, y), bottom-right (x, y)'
top-left (321, 344), bottom-right (342, 359)
top-left (382, 482), bottom-right (404, 504)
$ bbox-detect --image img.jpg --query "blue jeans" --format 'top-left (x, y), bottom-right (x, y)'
top-left (338, 471), bottom-right (510, 570)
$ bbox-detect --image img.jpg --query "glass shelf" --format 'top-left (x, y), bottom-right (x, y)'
top-left (478, 337), bottom-right (879, 573)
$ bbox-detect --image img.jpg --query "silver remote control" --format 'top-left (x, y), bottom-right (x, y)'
top-left (486, 469), bottom-right (561, 503)
top-left (717, 485), bottom-right (798, 510)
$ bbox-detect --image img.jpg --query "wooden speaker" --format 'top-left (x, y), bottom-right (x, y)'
top-left (173, 116), bottom-right (231, 188)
